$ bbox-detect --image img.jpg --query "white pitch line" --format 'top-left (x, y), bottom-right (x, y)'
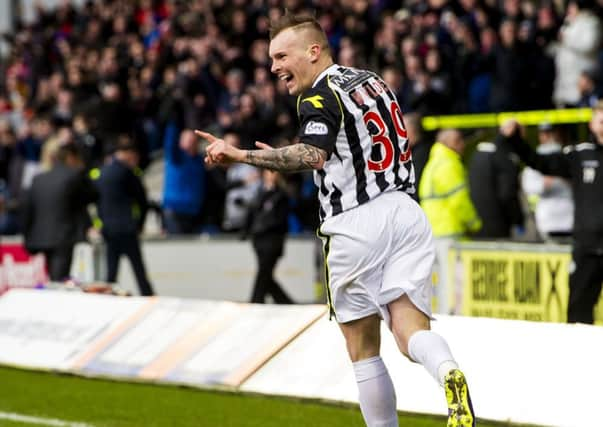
top-left (0, 411), bottom-right (94, 427)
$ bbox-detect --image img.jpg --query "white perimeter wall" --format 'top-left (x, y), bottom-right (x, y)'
top-left (244, 314), bottom-right (603, 427)
top-left (1, 289), bottom-right (602, 427)
top-left (112, 237), bottom-right (320, 304)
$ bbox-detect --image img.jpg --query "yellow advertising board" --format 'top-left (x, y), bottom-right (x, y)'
top-left (452, 248), bottom-right (603, 324)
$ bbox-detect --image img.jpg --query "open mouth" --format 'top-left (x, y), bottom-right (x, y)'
top-left (279, 73), bottom-right (293, 83)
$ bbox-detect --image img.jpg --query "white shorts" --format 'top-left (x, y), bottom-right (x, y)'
top-left (318, 191), bottom-right (435, 325)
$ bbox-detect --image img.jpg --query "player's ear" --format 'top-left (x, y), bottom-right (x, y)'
top-left (308, 43), bottom-right (321, 62)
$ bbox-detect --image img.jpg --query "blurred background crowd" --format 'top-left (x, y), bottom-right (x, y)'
top-left (0, 0), bottom-right (601, 243)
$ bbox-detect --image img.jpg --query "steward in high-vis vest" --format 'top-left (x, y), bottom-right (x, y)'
top-left (419, 129), bottom-right (482, 238)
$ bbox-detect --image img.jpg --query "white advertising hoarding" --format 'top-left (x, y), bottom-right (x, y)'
top-left (0, 289), bottom-right (148, 369)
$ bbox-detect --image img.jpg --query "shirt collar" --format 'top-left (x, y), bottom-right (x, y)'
top-left (312, 63), bottom-right (339, 88)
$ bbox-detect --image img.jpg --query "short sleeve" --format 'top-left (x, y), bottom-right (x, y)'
top-left (296, 82), bottom-right (342, 157)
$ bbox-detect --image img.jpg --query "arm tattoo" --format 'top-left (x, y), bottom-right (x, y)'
top-left (245, 143), bottom-right (326, 172)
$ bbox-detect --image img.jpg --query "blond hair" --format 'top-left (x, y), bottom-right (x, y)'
top-left (269, 11), bottom-right (330, 53)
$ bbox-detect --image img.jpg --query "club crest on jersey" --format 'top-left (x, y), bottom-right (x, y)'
top-left (304, 121), bottom-right (328, 135)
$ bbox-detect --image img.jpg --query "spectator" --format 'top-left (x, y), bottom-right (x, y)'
top-left (424, 48), bottom-right (453, 110)
top-left (254, 81), bottom-right (295, 142)
top-left (51, 87), bottom-right (74, 127)
top-left (490, 18), bottom-right (531, 111)
top-left (577, 70), bottom-right (601, 108)
top-left (518, 19), bottom-right (556, 110)
top-left (92, 136), bottom-right (154, 296)
top-left (501, 101), bottom-right (603, 324)
top-left (232, 92), bottom-right (270, 150)
top-left (217, 68), bottom-right (246, 131)
top-left (0, 120), bottom-right (20, 235)
top-left (162, 129), bottom-right (205, 235)
top-left (16, 116), bottom-right (54, 189)
top-left (72, 113), bottom-right (103, 170)
top-left (174, 57), bottom-right (215, 131)
top-left (221, 132), bottom-right (261, 233)
top-left (245, 169), bottom-right (293, 304)
top-left (467, 26), bottom-right (496, 113)
top-left (381, 66), bottom-right (405, 108)
top-left (419, 129), bottom-right (482, 238)
top-left (86, 82), bottom-right (133, 153)
top-left (521, 123), bottom-right (574, 242)
top-left (534, 3), bottom-right (561, 49)
top-left (200, 163), bottom-right (227, 234)
top-left (468, 138), bottom-right (525, 239)
top-left (553, 0), bottom-right (601, 107)
top-left (22, 144), bottom-right (97, 281)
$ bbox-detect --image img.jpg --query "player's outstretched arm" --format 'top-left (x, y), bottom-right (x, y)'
top-left (245, 141), bottom-right (326, 171)
top-left (195, 129), bottom-right (326, 171)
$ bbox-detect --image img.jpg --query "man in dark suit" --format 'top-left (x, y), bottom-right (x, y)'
top-left (23, 144), bottom-right (97, 281)
top-left (92, 136), bottom-right (154, 296)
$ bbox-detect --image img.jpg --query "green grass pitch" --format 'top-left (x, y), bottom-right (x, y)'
top-left (0, 366), bottom-right (534, 427)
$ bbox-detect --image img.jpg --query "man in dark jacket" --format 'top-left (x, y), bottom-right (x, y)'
top-left (93, 136), bottom-right (154, 296)
top-left (23, 144), bottom-right (97, 281)
top-left (245, 169), bottom-right (293, 304)
top-left (502, 100), bottom-right (603, 323)
top-left (468, 139), bottom-right (525, 239)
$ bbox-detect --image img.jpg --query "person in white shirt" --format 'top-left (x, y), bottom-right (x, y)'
top-left (521, 123), bottom-right (574, 242)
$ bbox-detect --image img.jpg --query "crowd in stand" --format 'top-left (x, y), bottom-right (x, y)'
top-left (0, 0), bottom-right (602, 239)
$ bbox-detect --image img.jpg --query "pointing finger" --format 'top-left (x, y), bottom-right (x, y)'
top-left (195, 130), bottom-right (218, 143)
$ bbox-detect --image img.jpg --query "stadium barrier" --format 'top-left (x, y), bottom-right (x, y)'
top-left (0, 235), bottom-right (321, 303)
top-left (0, 288), bottom-right (601, 427)
top-left (3, 236), bottom-right (602, 323)
top-left (441, 241), bottom-right (603, 324)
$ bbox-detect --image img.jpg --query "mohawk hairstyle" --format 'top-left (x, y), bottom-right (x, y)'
top-left (269, 10), bottom-right (330, 52)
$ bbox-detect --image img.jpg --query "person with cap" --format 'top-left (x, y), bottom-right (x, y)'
top-left (92, 135), bottom-right (155, 296)
top-left (521, 123), bottom-right (574, 242)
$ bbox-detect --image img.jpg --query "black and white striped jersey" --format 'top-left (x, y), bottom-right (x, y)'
top-left (296, 64), bottom-right (415, 222)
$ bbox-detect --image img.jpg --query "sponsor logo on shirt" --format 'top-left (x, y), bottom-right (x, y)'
top-left (301, 95), bottom-right (324, 108)
top-left (304, 121), bottom-right (328, 135)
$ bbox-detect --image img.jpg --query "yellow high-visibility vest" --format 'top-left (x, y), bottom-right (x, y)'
top-left (419, 142), bottom-right (482, 238)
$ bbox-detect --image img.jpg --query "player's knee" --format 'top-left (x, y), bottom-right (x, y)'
top-left (346, 336), bottom-right (380, 362)
top-left (345, 325), bottom-right (380, 361)
top-left (340, 316), bottom-right (381, 362)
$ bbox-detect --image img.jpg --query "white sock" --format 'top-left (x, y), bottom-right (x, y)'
top-left (353, 356), bottom-right (398, 427)
top-left (407, 330), bottom-right (458, 387)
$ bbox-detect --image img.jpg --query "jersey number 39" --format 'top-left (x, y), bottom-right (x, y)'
top-left (363, 102), bottom-right (411, 172)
